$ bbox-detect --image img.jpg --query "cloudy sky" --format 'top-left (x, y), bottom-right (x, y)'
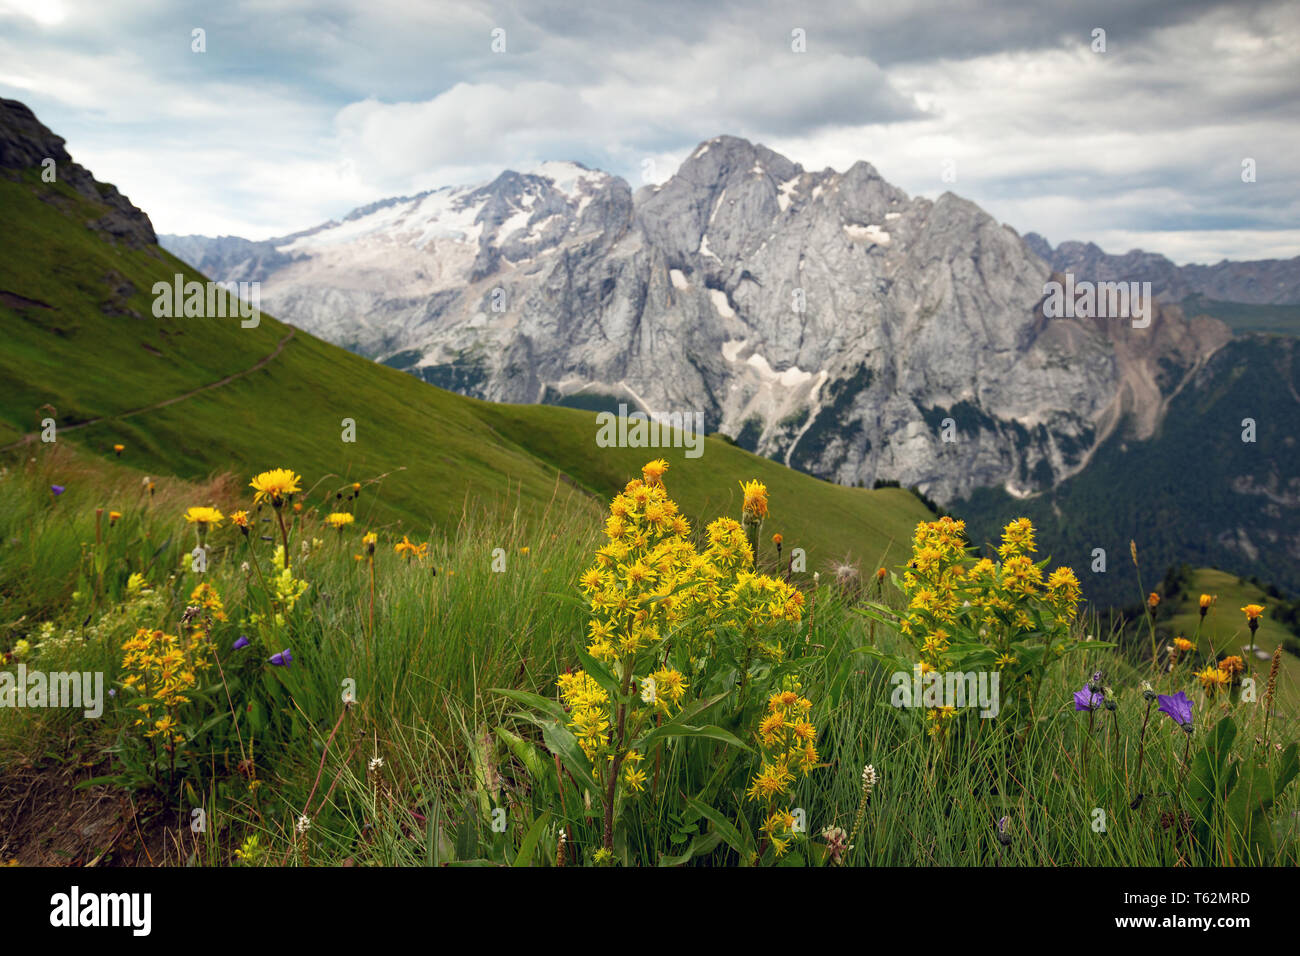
top-left (2, 0), bottom-right (1298, 263)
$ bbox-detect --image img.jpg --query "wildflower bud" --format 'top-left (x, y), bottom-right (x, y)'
top-left (1103, 687), bottom-right (1117, 711)
top-left (1140, 680), bottom-right (1156, 702)
top-left (995, 815), bottom-right (1011, 847)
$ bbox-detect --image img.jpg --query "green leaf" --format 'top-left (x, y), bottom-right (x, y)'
top-left (571, 640), bottom-right (624, 702)
top-left (1188, 715), bottom-right (1238, 826)
top-left (636, 722), bottom-right (752, 753)
top-left (533, 717), bottom-right (597, 797)
top-left (512, 812), bottom-right (552, 867)
top-left (686, 798), bottom-right (753, 861)
top-left (658, 829), bottom-right (722, 866)
top-left (490, 687), bottom-right (567, 723)
top-left (495, 726), bottom-right (551, 788)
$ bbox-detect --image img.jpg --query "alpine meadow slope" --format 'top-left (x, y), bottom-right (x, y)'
top-left (0, 98), bottom-right (931, 573)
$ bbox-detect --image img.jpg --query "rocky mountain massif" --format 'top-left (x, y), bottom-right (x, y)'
top-left (166, 136), bottom-right (1272, 507)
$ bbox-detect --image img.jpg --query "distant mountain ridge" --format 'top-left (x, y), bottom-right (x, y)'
top-left (1023, 233), bottom-right (1300, 306)
top-left (161, 136), bottom-right (1244, 508)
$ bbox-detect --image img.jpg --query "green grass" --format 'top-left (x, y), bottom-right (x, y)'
top-left (1, 450), bottom-right (1296, 867)
top-left (1158, 567), bottom-right (1300, 707)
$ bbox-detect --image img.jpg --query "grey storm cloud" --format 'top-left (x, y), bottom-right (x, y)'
top-left (0, 0), bottom-right (1296, 261)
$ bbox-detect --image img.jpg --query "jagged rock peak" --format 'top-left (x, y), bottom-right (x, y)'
top-left (0, 98), bottom-right (156, 248)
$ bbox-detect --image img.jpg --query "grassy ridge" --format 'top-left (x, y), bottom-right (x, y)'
top-left (1159, 567), bottom-right (1299, 707)
top-left (0, 170), bottom-right (930, 571)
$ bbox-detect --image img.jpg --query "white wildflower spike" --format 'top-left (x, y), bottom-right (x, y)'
top-left (862, 764), bottom-right (878, 796)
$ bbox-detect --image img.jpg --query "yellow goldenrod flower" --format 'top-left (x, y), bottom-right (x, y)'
top-left (1196, 665), bottom-right (1231, 696)
top-left (249, 468), bottom-right (302, 508)
top-left (997, 517), bottom-right (1036, 559)
top-left (641, 459), bottom-right (669, 485)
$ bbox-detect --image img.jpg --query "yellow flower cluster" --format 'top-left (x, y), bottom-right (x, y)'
top-left (897, 517), bottom-right (1081, 736)
top-left (576, 465), bottom-right (802, 671)
top-left (746, 689), bottom-right (818, 857)
top-left (557, 670), bottom-right (611, 764)
top-left (901, 516), bottom-right (1080, 670)
top-left (579, 463), bottom-right (698, 664)
top-left (120, 627), bottom-right (212, 747)
top-left (643, 667), bottom-right (688, 716)
top-left (189, 582), bottom-right (227, 623)
top-left (1196, 664), bottom-right (1231, 696)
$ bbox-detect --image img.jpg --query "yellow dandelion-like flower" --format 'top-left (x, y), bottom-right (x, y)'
top-left (249, 468), bottom-right (302, 508)
top-left (325, 512), bottom-right (355, 530)
top-left (739, 479), bottom-right (769, 520)
top-left (184, 506), bottom-right (224, 527)
top-left (394, 535), bottom-right (428, 560)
